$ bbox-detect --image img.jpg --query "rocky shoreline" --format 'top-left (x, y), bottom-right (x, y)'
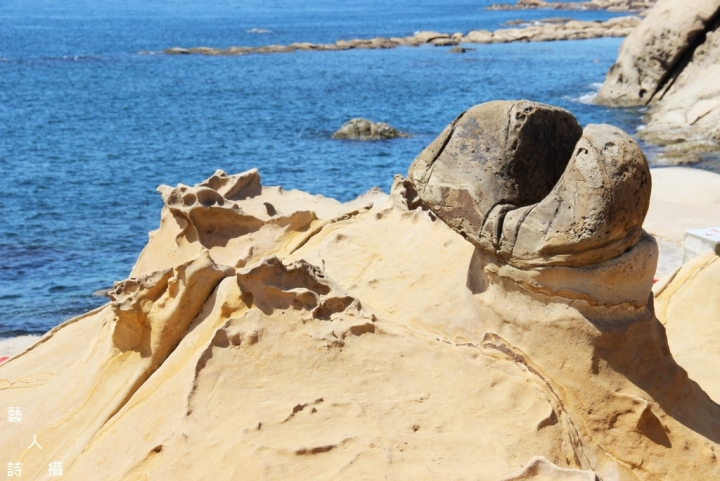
top-left (488, 0), bottom-right (656, 12)
top-left (157, 16), bottom-right (639, 57)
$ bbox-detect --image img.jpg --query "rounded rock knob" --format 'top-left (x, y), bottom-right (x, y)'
top-left (408, 100), bottom-right (651, 267)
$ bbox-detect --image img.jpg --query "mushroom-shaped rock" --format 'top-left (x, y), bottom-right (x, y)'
top-left (408, 100), bottom-right (651, 267)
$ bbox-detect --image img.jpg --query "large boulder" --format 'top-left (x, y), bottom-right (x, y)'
top-left (639, 27), bottom-right (720, 159)
top-left (595, 0), bottom-right (720, 161)
top-left (332, 118), bottom-right (410, 140)
top-left (595, 0), bottom-right (720, 106)
top-left (408, 100), bottom-right (650, 268)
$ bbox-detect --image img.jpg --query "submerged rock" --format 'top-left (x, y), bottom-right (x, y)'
top-left (331, 118), bottom-right (410, 140)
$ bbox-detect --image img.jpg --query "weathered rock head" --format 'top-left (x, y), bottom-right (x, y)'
top-left (408, 100), bottom-right (651, 268)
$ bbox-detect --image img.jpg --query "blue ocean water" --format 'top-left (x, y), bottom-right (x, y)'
top-left (0, 0), bottom-right (671, 336)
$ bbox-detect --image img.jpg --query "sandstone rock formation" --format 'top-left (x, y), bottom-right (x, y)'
top-left (654, 252), bottom-right (720, 401)
top-left (596, 0), bottom-right (720, 162)
top-left (158, 17), bottom-right (640, 57)
top-left (2, 101), bottom-right (720, 480)
top-left (408, 100), bottom-right (650, 268)
top-left (332, 118), bottom-right (410, 140)
top-left (643, 167), bottom-right (720, 275)
top-left (407, 101), bottom-right (720, 480)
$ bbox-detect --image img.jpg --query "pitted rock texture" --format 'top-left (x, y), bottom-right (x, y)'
top-left (133, 168), bottom-right (378, 276)
top-left (408, 100), bottom-right (651, 267)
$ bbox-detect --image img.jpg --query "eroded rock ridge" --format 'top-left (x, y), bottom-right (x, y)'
top-left (1, 102), bottom-right (719, 480)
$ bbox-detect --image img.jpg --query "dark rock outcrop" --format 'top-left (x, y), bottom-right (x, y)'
top-left (332, 118), bottom-right (410, 140)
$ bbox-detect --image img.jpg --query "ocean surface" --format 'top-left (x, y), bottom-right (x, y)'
top-left (0, 0), bottom-right (700, 336)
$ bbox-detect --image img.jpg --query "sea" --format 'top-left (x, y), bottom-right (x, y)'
top-left (0, 0), bottom-right (707, 336)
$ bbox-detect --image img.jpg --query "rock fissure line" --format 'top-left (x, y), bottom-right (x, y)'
top-left (480, 332), bottom-right (593, 471)
top-left (287, 207), bottom-right (373, 256)
top-left (650, 8), bottom-right (720, 103)
top-left (507, 204), bottom-right (538, 262)
top-left (420, 111), bottom-right (467, 193)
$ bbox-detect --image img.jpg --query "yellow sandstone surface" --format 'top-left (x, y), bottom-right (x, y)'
top-left (1, 162), bottom-right (719, 480)
top-left (655, 252), bottom-right (720, 401)
top-left (644, 166), bottom-right (720, 275)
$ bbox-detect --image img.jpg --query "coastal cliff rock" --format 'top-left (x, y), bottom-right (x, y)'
top-left (640, 25), bottom-right (720, 160)
top-left (332, 118), bottom-right (410, 140)
top-left (2, 101), bottom-right (720, 480)
top-left (595, 0), bottom-right (720, 161)
top-left (596, 0), bottom-right (720, 105)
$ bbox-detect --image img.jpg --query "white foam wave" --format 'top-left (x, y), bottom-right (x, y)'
top-left (566, 82), bottom-right (604, 104)
top-left (577, 92), bottom-right (597, 104)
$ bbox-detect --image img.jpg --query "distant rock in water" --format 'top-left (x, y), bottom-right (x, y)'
top-left (488, 0), bottom-right (656, 11)
top-left (158, 16), bottom-right (640, 57)
top-left (332, 118), bottom-right (410, 140)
